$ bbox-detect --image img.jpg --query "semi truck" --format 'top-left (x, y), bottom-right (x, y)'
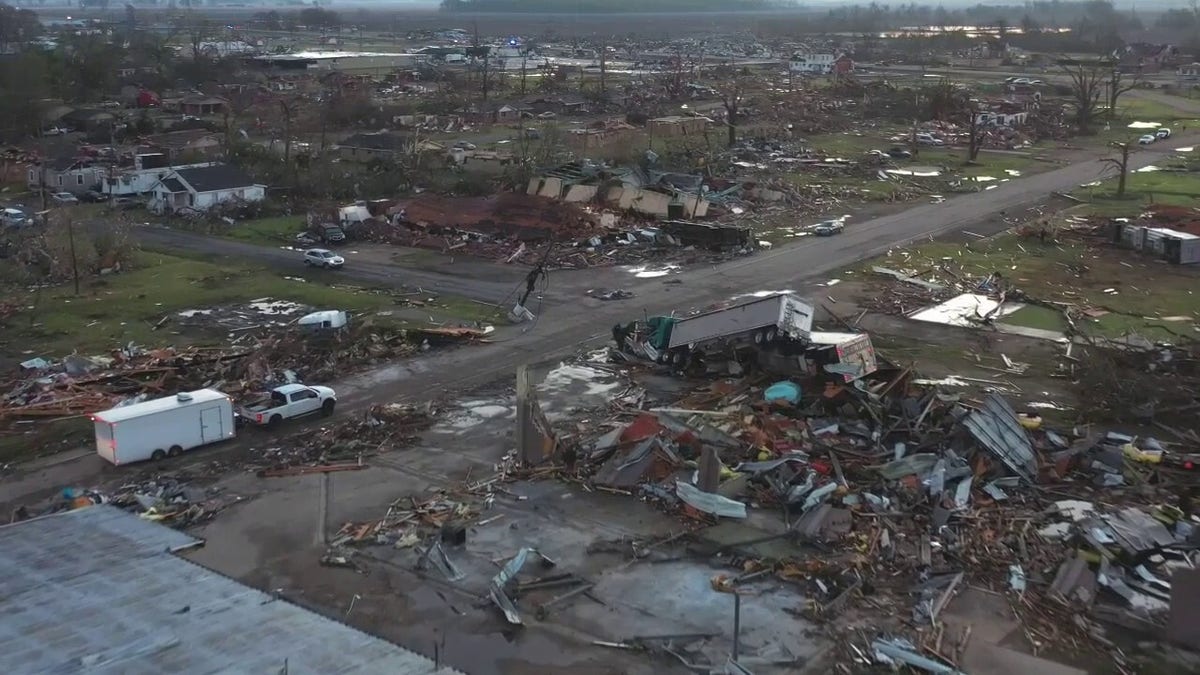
top-left (92, 389), bottom-right (236, 465)
top-left (614, 293), bottom-right (816, 366)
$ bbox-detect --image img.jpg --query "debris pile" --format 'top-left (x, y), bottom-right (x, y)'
top-left (14, 469), bottom-right (244, 529)
top-left (363, 208), bottom-right (754, 270)
top-left (267, 402), bottom-right (436, 468)
top-left (557, 362), bottom-right (1200, 671)
top-left (0, 323), bottom-right (486, 424)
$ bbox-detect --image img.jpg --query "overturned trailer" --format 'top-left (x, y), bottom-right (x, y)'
top-left (615, 296), bottom-right (879, 382)
top-left (613, 293), bottom-right (815, 366)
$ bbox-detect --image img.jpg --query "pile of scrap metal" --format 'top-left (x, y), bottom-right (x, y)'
top-left (0, 324), bottom-right (486, 424)
top-left (12, 472), bottom-right (243, 530)
top-left (568, 366), bottom-right (1200, 671)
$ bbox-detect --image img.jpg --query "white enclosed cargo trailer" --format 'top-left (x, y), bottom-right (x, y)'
top-left (92, 389), bottom-right (236, 465)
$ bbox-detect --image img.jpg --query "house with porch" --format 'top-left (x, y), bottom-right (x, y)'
top-left (179, 94), bottom-right (228, 116)
top-left (148, 163), bottom-right (265, 214)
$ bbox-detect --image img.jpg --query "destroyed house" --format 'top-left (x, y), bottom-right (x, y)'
top-left (26, 155), bottom-right (102, 195)
top-left (148, 163), bottom-right (265, 214)
top-left (335, 131), bottom-right (412, 162)
top-left (141, 129), bottom-right (223, 161)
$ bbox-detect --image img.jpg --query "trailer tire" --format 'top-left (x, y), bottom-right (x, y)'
top-left (753, 330), bottom-right (764, 345)
top-left (321, 399), bottom-right (336, 417)
top-left (151, 449), bottom-right (166, 461)
top-left (268, 415), bottom-right (282, 428)
top-left (765, 327), bottom-right (778, 343)
top-left (167, 445), bottom-right (183, 457)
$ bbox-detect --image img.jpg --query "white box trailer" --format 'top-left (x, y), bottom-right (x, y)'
top-left (92, 389), bottom-right (236, 465)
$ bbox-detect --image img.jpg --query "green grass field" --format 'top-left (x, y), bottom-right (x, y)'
top-left (1075, 165), bottom-right (1200, 216)
top-left (0, 251), bottom-right (494, 358)
top-left (224, 215), bottom-right (306, 245)
top-left (875, 233), bottom-right (1200, 341)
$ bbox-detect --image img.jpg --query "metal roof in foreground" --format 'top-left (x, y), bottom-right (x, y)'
top-left (0, 505), bottom-right (462, 675)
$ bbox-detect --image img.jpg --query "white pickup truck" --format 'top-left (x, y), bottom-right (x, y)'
top-left (239, 383), bottom-right (337, 427)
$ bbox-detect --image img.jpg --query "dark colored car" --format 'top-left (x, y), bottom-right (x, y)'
top-left (887, 147), bottom-right (913, 159)
top-left (318, 224), bottom-right (346, 244)
top-left (82, 190), bottom-right (110, 203)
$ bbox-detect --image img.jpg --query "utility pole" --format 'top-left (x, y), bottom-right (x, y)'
top-left (38, 127), bottom-right (47, 212)
top-left (66, 213), bottom-right (80, 296)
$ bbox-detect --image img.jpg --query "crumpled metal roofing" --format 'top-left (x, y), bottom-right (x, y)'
top-left (962, 394), bottom-right (1037, 483)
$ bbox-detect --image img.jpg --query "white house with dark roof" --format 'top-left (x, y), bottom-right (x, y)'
top-left (148, 163), bottom-right (266, 214)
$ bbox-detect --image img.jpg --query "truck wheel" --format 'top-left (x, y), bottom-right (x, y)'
top-left (268, 415), bottom-right (282, 428)
top-left (765, 327), bottom-right (778, 343)
top-left (754, 330), bottom-right (765, 345)
top-left (151, 449), bottom-right (166, 461)
top-left (321, 399), bottom-right (336, 417)
top-left (167, 445), bottom-right (183, 457)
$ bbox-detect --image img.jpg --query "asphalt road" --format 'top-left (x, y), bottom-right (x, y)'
top-left (137, 134), bottom-right (1197, 411)
top-left (135, 226), bottom-right (528, 302)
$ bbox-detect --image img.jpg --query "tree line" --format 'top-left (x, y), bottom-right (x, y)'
top-left (439, 0), bottom-right (780, 12)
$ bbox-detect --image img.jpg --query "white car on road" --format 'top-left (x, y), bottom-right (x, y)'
top-left (1138, 134), bottom-right (1157, 145)
top-left (303, 248), bottom-right (344, 268)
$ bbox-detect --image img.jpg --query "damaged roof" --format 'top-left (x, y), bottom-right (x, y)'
top-left (0, 506), bottom-right (462, 675)
top-left (962, 393), bottom-right (1038, 482)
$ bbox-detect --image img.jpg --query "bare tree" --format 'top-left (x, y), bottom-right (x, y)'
top-left (1100, 141), bottom-right (1133, 198)
top-left (967, 105), bottom-right (984, 161)
top-left (716, 78), bottom-right (743, 148)
top-left (1060, 60), bottom-right (1106, 134)
top-left (1108, 67), bottom-right (1142, 117)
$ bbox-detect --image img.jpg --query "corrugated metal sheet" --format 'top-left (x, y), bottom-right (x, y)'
top-left (963, 394), bottom-right (1037, 483)
top-left (0, 506), bottom-right (463, 675)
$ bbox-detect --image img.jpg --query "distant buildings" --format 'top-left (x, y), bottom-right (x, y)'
top-left (789, 53), bottom-right (854, 76)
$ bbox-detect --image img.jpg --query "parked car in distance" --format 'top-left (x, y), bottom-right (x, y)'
top-left (887, 146), bottom-right (913, 159)
top-left (915, 133), bottom-right (944, 146)
top-left (50, 192), bottom-right (79, 205)
top-left (1156, 128), bottom-right (1172, 139)
top-left (1138, 134), bottom-right (1157, 145)
top-left (303, 248), bottom-right (344, 268)
top-left (813, 220), bottom-right (845, 236)
top-left (238, 383), bottom-right (337, 427)
top-left (81, 190), bottom-right (109, 203)
top-left (42, 126), bottom-right (68, 136)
